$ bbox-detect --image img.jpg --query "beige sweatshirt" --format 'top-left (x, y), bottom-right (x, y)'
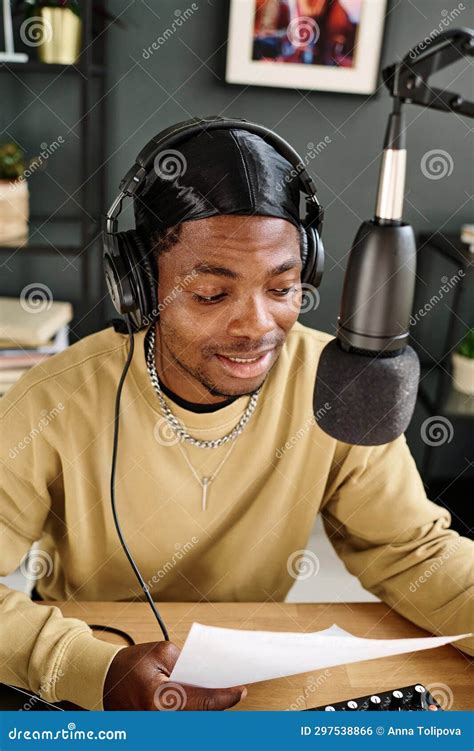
top-left (1, 321), bottom-right (472, 711)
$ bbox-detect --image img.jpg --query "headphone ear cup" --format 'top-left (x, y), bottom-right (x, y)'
top-left (301, 226), bottom-right (324, 289)
top-left (122, 230), bottom-right (157, 329)
top-left (103, 231), bottom-right (139, 317)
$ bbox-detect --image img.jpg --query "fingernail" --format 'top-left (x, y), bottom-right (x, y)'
top-left (240, 687), bottom-right (247, 700)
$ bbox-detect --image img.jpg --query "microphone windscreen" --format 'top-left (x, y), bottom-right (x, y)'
top-left (314, 339), bottom-right (420, 445)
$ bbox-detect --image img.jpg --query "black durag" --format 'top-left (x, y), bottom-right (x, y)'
top-left (133, 128), bottom-right (302, 237)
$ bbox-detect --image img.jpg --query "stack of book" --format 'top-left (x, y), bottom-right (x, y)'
top-left (0, 297), bottom-right (73, 396)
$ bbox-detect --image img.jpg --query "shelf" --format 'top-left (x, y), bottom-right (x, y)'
top-left (0, 61), bottom-right (105, 76)
top-left (417, 232), bottom-right (474, 269)
top-left (0, 218), bottom-right (100, 256)
top-left (418, 365), bottom-right (474, 418)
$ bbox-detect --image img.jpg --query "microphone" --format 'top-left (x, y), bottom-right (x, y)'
top-left (314, 101), bottom-right (420, 446)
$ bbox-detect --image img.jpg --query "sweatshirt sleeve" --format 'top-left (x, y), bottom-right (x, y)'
top-left (320, 433), bottom-right (474, 655)
top-left (0, 382), bottom-right (124, 711)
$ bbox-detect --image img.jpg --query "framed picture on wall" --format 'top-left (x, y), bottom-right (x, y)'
top-left (226, 0), bottom-right (388, 95)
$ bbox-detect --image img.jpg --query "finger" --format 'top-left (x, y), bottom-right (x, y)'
top-left (155, 641), bottom-right (181, 673)
top-left (154, 682), bottom-right (247, 711)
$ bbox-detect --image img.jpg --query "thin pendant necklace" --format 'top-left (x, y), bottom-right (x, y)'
top-left (176, 438), bottom-right (239, 511)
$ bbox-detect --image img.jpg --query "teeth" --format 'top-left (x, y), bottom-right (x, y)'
top-left (225, 355), bottom-right (260, 363)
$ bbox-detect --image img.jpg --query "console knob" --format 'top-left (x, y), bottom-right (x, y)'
top-left (346, 700), bottom-right (358, 711)
top-left (369, 695), bottom-right (382, 710)
top-left (412, 684), bottom-right (426, 709)
top-left (391, 689), bottom-right (404, 710)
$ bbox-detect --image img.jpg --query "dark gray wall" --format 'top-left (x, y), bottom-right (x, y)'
top-left (104, 0), bottom-right (472, 335)
top-left (2, 0), bottom-right (473, 482)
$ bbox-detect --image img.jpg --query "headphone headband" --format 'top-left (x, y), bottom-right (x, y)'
top-left (103, 115), bottom-right (325, 330)
top-left (106, 116), bottom-right (324, 233)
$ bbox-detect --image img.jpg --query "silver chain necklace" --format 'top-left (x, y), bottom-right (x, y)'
top-left (145, 325), bottom-right (261, 449)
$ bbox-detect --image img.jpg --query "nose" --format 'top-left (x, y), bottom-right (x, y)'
top-left (226, 292), bottom-right (275, 341)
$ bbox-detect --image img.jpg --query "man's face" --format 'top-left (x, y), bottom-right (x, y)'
top-left (155, 215), bottom-right (303, 401)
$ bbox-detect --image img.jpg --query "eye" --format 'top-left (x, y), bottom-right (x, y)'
top-left (271, 286), bottom-right (296, 296)
top-left (192, 293), bottom-right (227, 304)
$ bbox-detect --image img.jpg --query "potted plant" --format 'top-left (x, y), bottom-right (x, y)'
top-left (0, 142), bottom-right (29, 245)
top-left (451, 329), bottom-right (474, 396)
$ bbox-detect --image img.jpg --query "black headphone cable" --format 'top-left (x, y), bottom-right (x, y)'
top-left (109, 314), bottom-right (170, 642)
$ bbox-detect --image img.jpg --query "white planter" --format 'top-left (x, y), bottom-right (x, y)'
top-left (0, 178), bottom-right (29, 245)
top-left (451, 352), bottom-right (474, 396)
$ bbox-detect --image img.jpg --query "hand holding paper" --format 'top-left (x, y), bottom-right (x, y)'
top-left (170, 623), bottom-right (470, 688)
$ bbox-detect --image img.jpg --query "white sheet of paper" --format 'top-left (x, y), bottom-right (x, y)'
top-left (169, 622), bottom-right (470, 688)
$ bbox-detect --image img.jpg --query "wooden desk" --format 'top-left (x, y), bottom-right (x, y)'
top-left (26, 601), bottom-right (471, 711)
top-left (0, 602), bottom-right (471, 711)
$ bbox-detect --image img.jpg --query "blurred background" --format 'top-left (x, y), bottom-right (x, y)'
top-left (0, 0), bottom-right (472, 600)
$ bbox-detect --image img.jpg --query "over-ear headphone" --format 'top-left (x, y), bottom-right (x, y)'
top-left (103, 116), bottom-right (325, 331)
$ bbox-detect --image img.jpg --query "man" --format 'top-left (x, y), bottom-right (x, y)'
top-left (1, 124), bottom-right (472, 712)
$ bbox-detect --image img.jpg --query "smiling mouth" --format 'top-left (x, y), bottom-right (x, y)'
top-left (214, 350), bottom-right (274, 379)
top-left (220, 354), bottom-right (266, 363)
